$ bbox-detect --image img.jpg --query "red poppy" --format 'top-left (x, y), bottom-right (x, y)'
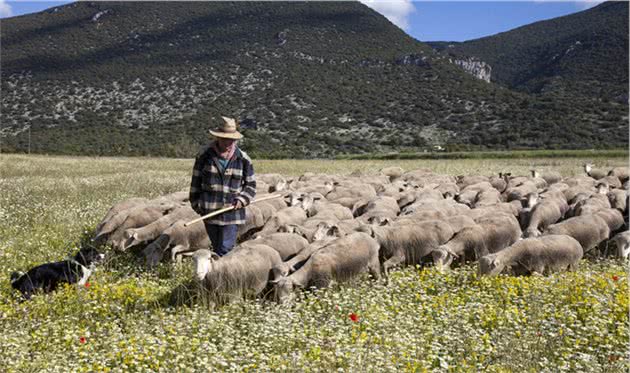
top-left (349, 313), bottom-right (359, 323)
top-left (79, 337), bottom-right (87, 344)
top-left (612, 275), bottom-right (619, 282)
top-left (85, 282), bottom-right (91, 288)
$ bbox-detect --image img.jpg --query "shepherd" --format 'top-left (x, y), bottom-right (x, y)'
top-left (189, 116), bottom-right (256, 256)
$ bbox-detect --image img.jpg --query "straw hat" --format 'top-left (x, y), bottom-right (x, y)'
top-left (209, 116), bottom-right (243, 140)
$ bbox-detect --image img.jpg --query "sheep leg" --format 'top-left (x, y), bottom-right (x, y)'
top-left (367, 254), bottom-right (382, 281)
top-left (383, 254), bottom-right (405, 276)
top-left (170, 245), bottom-right (186, 263)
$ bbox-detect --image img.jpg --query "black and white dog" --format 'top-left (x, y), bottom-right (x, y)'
top-left (10, 247), bottom-right (105, 300)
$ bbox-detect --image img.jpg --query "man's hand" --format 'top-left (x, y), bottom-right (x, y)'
top-left (232, 200), bottom-right (244, 210)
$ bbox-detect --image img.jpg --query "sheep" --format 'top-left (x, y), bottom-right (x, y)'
top-left (94, 197), bottom-right (149, 235)
top-left (278, 220), bottom-right (344, 243)
top-left (472, 213), bottom-right (523, 254)
top-left (432, 213), bottom-right (522, 271)
top-left (444, 215), bottom-right (477, 234)
top-left (488, 175), bottom-right (508, 193)
top-left (270, 235), bottom-right (340, 279)
top-left (478, 235), bottom-right (582, 276)
top-left (431, 224), bottom-right (485, 270)
top-left (523, 196), bottom-right (568, 238)
top-left (435, 183), bottom-right (459, 198)
top-left (532, 170), bottom-right (562, 186)
top-left (402, 198), bottom-right (468, 217)
top-left (143, 220), bottom-right (210, 267)
top-left (353, 196), bottom-right (400, 221)
top-left (379, 166), bottom-right (405, 181)
top-left (259, 204), bottom-right (309, 234)
top-left (122, 206), bottom-right (199, 250)
top-left (99, 203), bottom-right (177, 250)
top-left (599, 176), bottom-right (622, 189)
top-left (505, 181), bottom-right (538, 204)
top-left (473, 188), bottom-right (502, 207)
top-left (359, 220), bottom-right (455, 274)
top-left (455, 182), bottom-right (494, 207)
top-left (518, 193), bottom-right (539, 230)
top-left (584, 163), bottom-right (607, 180)
top-left (465, 202), bottom-right (521, 220)
top-left (244, 233), bottom-right (309, 261)
top-left (456, 175), bottom-right (489, 189)
top-left (608, 167), bottom-right (630, 184)
top-left (326, 184), bottom-right (377, 202)
top-left (236, 204), bottom-right (267, 241)
top-left (593, 208), bottom-right (625, 235)
top-left (572, 192), bottom-right (611, 217)
top-left (607, 189), bottom-right (628, 213)
top-left (94, 201), bottom-right (176, 243)
top-left (543, 215), bottom-right (610, 253)
top-left (258, 174), bottom-right (286, 189)
top-left (610, 231), bottom-right (630, 259)
top-left (308, 200), bottom-right (353, 221)
top-left (273, 232), bottom-right (381, 302)
top-left (192, 244), bottom-right (282, 304)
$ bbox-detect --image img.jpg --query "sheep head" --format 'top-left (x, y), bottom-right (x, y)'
top-left (313, 222), bottom-right (341, 242)
top-left (273, 277), bottom-right (296, 303)
top-left (191, 249), bottom-right (216, 281)
top-left (478, 254), bottom-right (503, 276)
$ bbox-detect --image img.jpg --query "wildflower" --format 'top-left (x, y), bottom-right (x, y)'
top-left (79, 337), bottom-right (87, 344)
top-left (349, 313), bottom-right (359, 323)
top-left (612, 275), bottom-right (619, 282)
top-left (85, 282), bottom-right (91, 288)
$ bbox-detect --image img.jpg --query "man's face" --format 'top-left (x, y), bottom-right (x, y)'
top-left (216, 138), bottom-right (236, 151)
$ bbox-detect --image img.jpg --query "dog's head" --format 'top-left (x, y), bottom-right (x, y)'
top-left (74, 247), bottom-right (105, 267)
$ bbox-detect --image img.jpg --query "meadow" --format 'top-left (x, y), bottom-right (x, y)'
top-left (0, 154), bottom-right (627, 372)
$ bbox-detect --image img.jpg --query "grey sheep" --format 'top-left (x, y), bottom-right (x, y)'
top-left (270, 235), bottom-right (339, 279)
top-left (94, 197), bottom-right (149, 236)
top-left (273, 232), bottom-right (381, 302)
top-left (543, 215), bottom-right (610, 253)
top-left (523, 196), bottom-right (568, 238)
top-left (193, 244), bottom-right (282, 304)
top-left (143, 220), bottom-right (209, 267)
top-left (359, 220), bottom-right (454, 274)
top-left (608, 167), bottom-right (630, 184)
top-left (584, 163), bottom-right (607, 180)
top-left (100, 203), bottom-right (177, 250)
top-left (122, 205), bottom-right (200, 250)
top-left (607, 189), bottom-right (628, 213)
top-left (610, 231), bottom-right (630, 259)
top-left (433, 213), bottom-right (522, 269)
top-left (246, 233), bottom-right (309, 261)
top-left (478, 235), bottom-right (582, 276)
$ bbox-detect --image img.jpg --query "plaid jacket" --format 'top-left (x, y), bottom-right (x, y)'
top-left (189, 145), bottom-right (256, 225)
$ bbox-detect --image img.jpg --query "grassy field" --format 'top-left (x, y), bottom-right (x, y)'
top-left (0, 154), bottom-right (628, 371)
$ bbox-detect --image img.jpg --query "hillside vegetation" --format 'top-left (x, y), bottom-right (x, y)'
top-left (429, 1), bottom-right (628, 101)
top-left (1, 1), bottom-right (628, 157)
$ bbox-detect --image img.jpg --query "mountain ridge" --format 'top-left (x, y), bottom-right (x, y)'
top-left (1, 1), bottom-right (627, 157)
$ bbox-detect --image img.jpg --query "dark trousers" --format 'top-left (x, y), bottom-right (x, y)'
top-left (204, 223), bottom-right (238, 257)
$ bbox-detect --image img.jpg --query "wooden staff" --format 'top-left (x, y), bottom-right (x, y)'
top-left (184, 193), bottom-right (284, 227)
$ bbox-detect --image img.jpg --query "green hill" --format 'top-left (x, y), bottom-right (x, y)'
top-left (428, 1), bottom-right (628, 101)
top-left (1, 1), bottom-right (627, 157)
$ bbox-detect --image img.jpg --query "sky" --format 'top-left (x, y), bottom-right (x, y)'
top-left (0, 1), bottom-right (605, 42)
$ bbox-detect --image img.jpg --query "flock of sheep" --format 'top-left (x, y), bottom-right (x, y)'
top-left (93, 163), bottom-right (629, 303)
